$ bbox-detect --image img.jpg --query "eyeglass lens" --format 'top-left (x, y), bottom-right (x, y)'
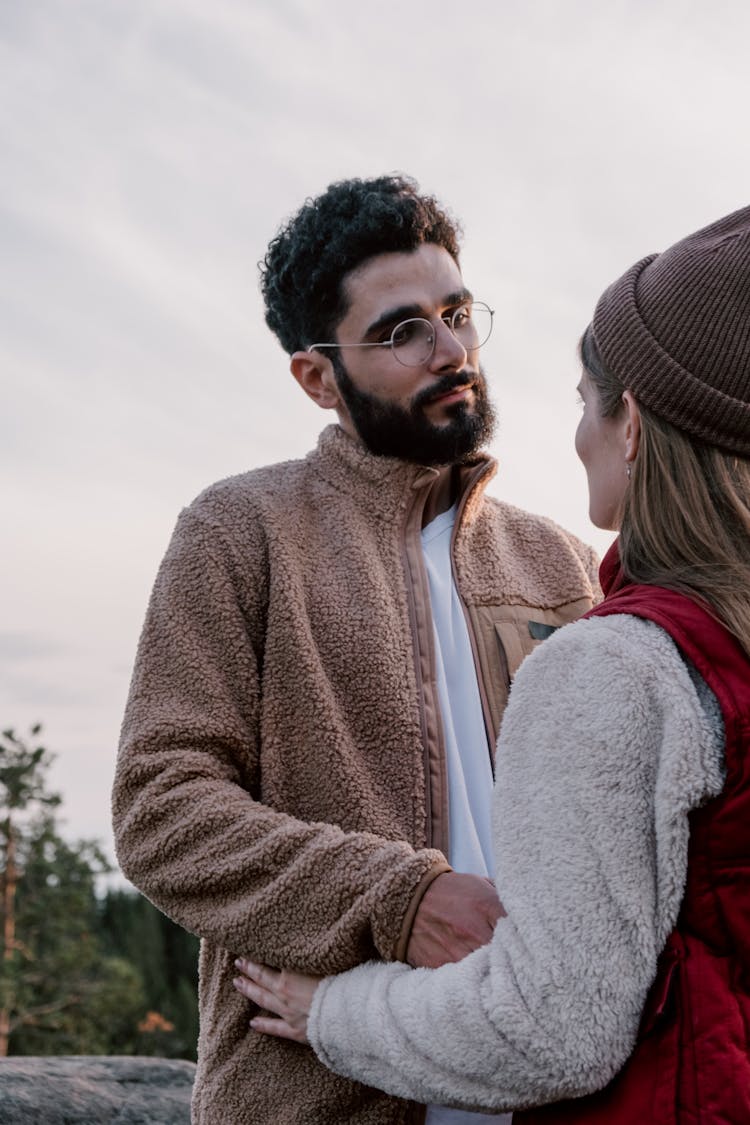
top-left (391, 303), bottom-right (493, 366)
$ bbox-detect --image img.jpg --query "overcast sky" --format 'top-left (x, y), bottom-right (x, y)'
top-left (3, 0), bottom-right (750, 879)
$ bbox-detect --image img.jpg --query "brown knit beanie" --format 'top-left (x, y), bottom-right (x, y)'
top-left (592, 204), bottom-right (750, 457)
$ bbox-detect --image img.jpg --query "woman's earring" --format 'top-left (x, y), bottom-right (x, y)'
top-left (625, 462), bottom-right (632, 479)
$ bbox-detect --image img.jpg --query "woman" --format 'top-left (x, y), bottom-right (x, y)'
top-left (232, 206), bottom-right (750, 1122)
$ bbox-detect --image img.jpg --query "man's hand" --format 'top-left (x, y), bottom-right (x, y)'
top-left (406, 871), bottom-right (505, 968)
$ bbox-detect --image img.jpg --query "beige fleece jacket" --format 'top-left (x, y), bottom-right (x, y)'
top-left (112, 425), bottom-right (600, 1125)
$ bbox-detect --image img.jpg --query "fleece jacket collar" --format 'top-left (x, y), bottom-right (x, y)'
top-left (311, 423), bottom-right (498, 524)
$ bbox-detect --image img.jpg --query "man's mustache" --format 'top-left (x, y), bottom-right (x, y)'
top-left (414, 371), bottom-right (479, 408)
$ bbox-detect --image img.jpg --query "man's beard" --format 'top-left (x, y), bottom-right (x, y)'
top-left (331, 359), bottom-right (497, 466)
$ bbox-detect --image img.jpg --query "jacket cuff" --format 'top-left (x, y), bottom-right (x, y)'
top-left (392, 860), bottom-right (452, 962)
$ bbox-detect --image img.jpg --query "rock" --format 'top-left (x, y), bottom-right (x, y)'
top-left (0, 1056), bottom-right (196, 1124)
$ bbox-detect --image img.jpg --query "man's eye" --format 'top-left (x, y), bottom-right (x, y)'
top-left (449, 306), bottom-right (472, 329)
top-left (391, 321), bottom-right (420, 347)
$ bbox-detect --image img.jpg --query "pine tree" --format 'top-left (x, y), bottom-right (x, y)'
top-left (98, 889), bottom-right (200, 1060)
top-left (0, 726), bottom-right (145, 1055)
top-left (0, 725), bottom-right (62, 1054)
top-left (1, 724), bottom-right (200, 1058)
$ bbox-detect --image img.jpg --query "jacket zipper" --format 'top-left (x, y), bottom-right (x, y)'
top-left (401, 458), bottom-right (497, 852)
top-left (401, 478), bottom-right (449, 855)
top-left (450, 460), bottom-right (499, 775)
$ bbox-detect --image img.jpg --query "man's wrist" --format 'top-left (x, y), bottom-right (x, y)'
top-left (393, 861), bottom-right (452, 962)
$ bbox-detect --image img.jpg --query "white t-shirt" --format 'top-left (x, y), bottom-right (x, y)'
top-left (422, 505), bottom-right (512, 1125)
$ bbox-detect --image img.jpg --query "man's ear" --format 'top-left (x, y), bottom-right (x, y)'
top-left (290, 350), bottom-right (342, 411)
top-left (622, 390), bottom-right (641, 463)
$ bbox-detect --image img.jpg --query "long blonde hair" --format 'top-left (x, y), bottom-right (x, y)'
top-left (581, 326), bottom-right (750, 656)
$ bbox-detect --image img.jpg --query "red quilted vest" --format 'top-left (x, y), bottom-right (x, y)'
top-left (516, 542), bottom-right (750, 1125)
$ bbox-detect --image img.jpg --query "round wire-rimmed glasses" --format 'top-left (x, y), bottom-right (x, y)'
top-left (307, 301), bottom-right (494, 367)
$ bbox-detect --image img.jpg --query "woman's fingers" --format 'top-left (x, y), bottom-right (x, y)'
top-left (234, 958), bottom-right (279, 993)
top-left (232, 972), bottom-right (275, 1013)
top-left (233, 959), bottom-right (282, 1011)
top-left (232, 957), bottom-right (319, 1045)
top-left (248, 1014), bottom-right (307, 1043)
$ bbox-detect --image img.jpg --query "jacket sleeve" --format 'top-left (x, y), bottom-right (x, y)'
top-left (307, 615), bottom-right (725, 1110)
top-left (112, 505), bottom-right (448, 974)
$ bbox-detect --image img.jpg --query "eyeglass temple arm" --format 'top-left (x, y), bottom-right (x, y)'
top-left (306, 341), bottom-right (392, 354)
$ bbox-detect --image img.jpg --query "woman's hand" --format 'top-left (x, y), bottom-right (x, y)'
top-left (233, 957), bottom-right (322, 1044)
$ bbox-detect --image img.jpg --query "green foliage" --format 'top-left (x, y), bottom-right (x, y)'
top-left (7, 808), bottom-right (147, 1056)
top-left (0, 725), bottom-right (61, 814)
top-left (1, 725), bottom-right (199, 1059)
top-left (98, 889), bottom-right (200, 1060)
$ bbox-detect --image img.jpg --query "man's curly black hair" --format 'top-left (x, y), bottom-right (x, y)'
top-left (259, 174), bottom-right (462, 355)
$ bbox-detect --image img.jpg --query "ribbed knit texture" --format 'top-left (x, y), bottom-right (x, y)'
top-left (592, 205), bottom-right (750, 455)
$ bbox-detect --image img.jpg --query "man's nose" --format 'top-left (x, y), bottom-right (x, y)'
top-left (428, 318), bottom-right (468, 371)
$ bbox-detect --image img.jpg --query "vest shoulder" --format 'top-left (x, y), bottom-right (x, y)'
top-left (591, 585), bottom-right (750, 709)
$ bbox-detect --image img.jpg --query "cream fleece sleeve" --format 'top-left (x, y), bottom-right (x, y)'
top-left (308, 615), bottom-right (725, 1110)
top-left (112, 506), bottom-right (447, 973)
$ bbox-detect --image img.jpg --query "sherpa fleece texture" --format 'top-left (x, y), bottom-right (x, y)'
top-left (112, 425), bottom-right (599, 1125)
top-left (309, 614), bottom-right (726, 1113)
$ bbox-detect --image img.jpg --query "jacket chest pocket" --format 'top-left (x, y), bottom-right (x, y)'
top-left (470, 599), bottom-right (593, 745)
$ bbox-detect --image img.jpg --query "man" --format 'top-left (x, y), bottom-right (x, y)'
top-left (112, 175), bottom-right (599, 1125)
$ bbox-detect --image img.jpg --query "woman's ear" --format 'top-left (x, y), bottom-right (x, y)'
top-left (289, 350), bottom-right (342, 411)
top-left (622, 390), bottom-right (641, 464)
